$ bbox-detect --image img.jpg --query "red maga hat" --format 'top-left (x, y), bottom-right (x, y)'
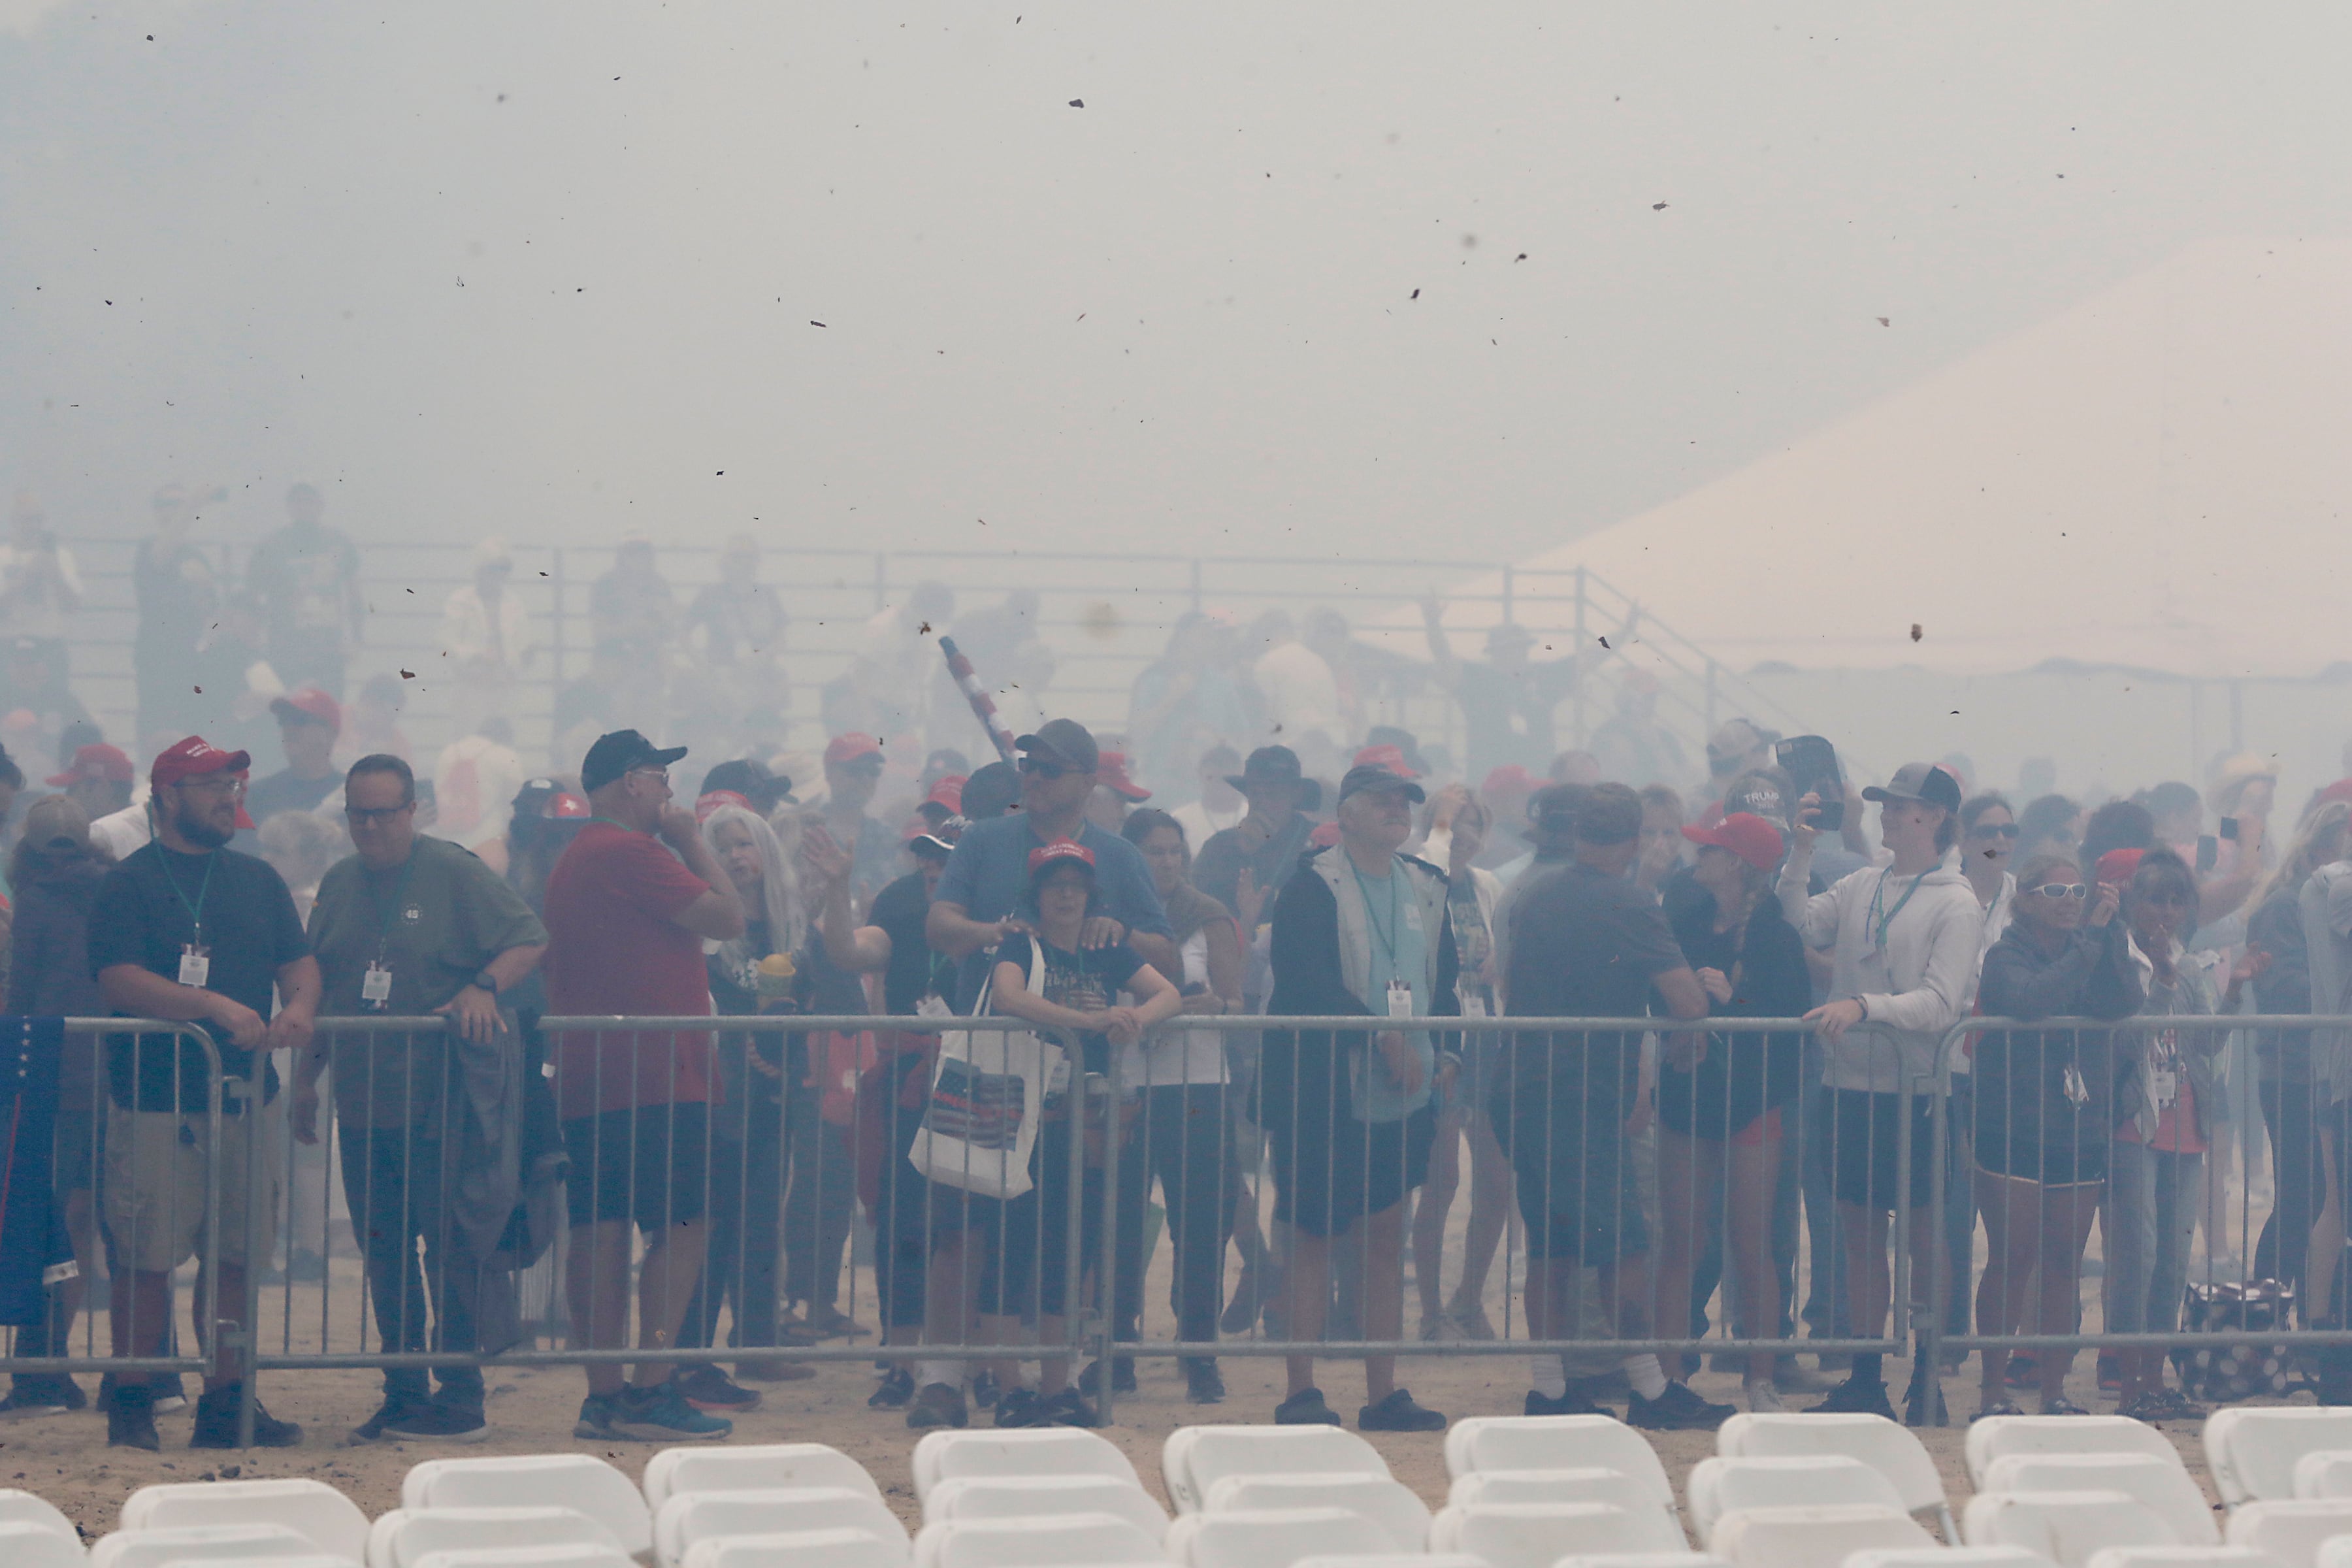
top-left (1683, 811), bottom-right (1786, 872)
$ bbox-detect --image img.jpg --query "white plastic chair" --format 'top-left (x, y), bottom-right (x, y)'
top-left (1553, 1556), bottom-right (1733, 1568)
top-left (1, 1522), bottom-right (88, 1568)
top-left (645, 1445), bottom-right (882, 1511)
top-left (2225, 1499), bottom-right (2352, 1564)
top-left (1168, 1507), bottom-right (1398, 1568)
top-left (653, 1488), bottom-right (904, 1568)
top-left (1963, 1491), bottom-right (2176, 1568)
top-left (1294, 1558), bottom-right (1484, 1568)
top-left (680, 1529), bottom-right (911, 1568)
top-left (92, 1525), bottom-right (337, 1568)
top-left (367, 1509), bottom-right (625, 1568)
top-left (122, 1480), bottom-right (368, 1563)
top-left (2315, 1537), bottom-right (2352, 1568)
top-left (1451, 1468), bottom-right (1679, 1539)
top-left (2292, 1450), bottom-right (2352, 1499)
top-left (923, 1477), bottom-right (1168, 1535)
top-left (155, 1557), bottom-right (353, 1568)
top-left (2207, 1411), bottom-right (2352, 1507)
top-left (1967, 1416), bottom-right (2186, 1490)
top-left (1684, 1456), bottom-right (1906, 1541)
top-left (409, 1547), bottom-right (634, 1568)
top-left (1715, 1414), bottom-right (1953, 1540)
top-left (1848, 1550), bottom-right (2058, 1568)
top-left (1705, 1504), bottom-right (1933, 1568)
top-left (912, 1430), bottom-right (1144, 1507)
top-left (1980, 1454), bottom-right (2217, 1546)
top-left (2087, 1549), bottom-right (2291, 1568)
top-left (1429, 1501), bottom-right (1686, 1568)
top-left (1444, 1416), bottom-right (1676, 1513)
top-left (1163, 1428), bottom-right (1389, 1515)
top-left (914, 1512), bottom-right (1168, 1568)
top-left (403, 1457), bottom-right (652, 1560)
top-left (1204, 1475), bottom-right (1428, 1553)
top-left (0, 1492), bottom-right (80, 1545)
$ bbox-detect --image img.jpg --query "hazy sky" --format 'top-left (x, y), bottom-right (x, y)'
top-left (5, 2), bottom-right (2348, 564)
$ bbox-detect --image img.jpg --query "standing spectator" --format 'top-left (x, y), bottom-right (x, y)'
top-left (543, 730), bottom-right (747, 1441)
top-left (248, 688), bottom-right (344, 825)
top-left (133, 482), bottom-right (224, 744)
top-left (1654, 812), bottom-right (1809, 1413)
top-left (184, 590), bottom-right (284, 766)
top-left (1193, 745), bottom-right (1321, 946)
top-left (1260, 762), bottom-right (1456, 1431)
top-left (1170, 745), bottom-right (1247, 846)
top-left (1778, 762), bottom-right (1981, 1425)
top-left (1700, 721), bottom-right (1775, 813)
top-left (0, 638), bottom-right (92, 766)
top-left (1961, 795), bottom-right (2021, 960)
top-left (835, 583), bottom-right (953, 743)
top-left (2079, 798), bottom-right (2157, 872)
top-left (246, 483), bottom-right (363, 697)
top-left (1130, 614), bottom-right (1249, 797)
top-left (0, 493), bottom-right (82, 672)
top-left (1490, 783), bottom-right (1584, 989)
top-left (1971, 853), bottom-right (2140, 1418)
top-left (1635, 783), bottom-right (1690, 899)
top-left (1247, 611), bottom-right (1344, 752)
top-left (819, 732), bottom-right (900, 911)
top-left (433, 719), bottom-right (528, 858)
top-left (293, 753), bottom-right (547, 1443)
top-left (1501, 781), bottom-right (1725, 1429)
top-left (0, 797), bottom-right (110, 1420)
top-left (689, 533), bottom-right (788, 721)
top-left (48, 742), bottom-right (135, 823)
top-left (589, 532), bottom-right (677, 664)
top-left (1948, 791), bottom-right (2019, 1351)
top-left (335, 673), bottom-right (414, 770)
top-left (1420, 596), bottom-right (1625, 779)
top-left (1086, 751), bottom-right (1150, 836)
top-left (1478, 766), bottom-right (1544, 877)
top-left (440, 538), bottom-right (531, 735)
top-left (1589, 668), bottom-right (1690, 789)
top-left (2016, 794), bottom-right (2085, 866)
top-left (90, 736), bottom-right (318, 1450)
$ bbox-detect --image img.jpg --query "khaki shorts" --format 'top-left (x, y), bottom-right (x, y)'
top-left (103, 1096), bottom-right (282, 1273)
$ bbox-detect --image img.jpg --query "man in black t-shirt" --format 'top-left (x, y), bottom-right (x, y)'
top-left (90, 736), bottom-right (319, 1451)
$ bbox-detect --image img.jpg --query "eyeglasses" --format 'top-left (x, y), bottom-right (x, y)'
top-left (1019, 757), bottom-right (1071, 780)
top-left (176, 776), bottom-right (246, 798)
top-left (2029, 883), bottom-right (2089, 900)
top-left (1969, 822), bottom-right (2020, 840)
top-left (627, 766), bottom-right (670, 785)
top-left (346, 805), bottom-right (413, 825)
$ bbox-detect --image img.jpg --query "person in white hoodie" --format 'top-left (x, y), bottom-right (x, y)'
top-left (1779, 761), bottom-right (1982, 1425)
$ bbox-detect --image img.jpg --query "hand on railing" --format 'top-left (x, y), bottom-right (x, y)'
top-left (291, 1085), bottom-right (321, 1146)
top-left (434, 986), bottom-right (508, 1045)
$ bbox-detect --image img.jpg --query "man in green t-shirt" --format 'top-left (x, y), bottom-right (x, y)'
top-left (293, 753), bottom-right (547, 1443)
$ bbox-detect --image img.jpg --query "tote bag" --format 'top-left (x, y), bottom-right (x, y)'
top-left (907, 942), bottom-right (1064, 1200)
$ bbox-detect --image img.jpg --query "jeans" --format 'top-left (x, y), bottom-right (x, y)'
top-left (1113, 1083), bottom-right (1238, 1356)
top-left (2255, 1079), bottom-right (2337, 1314)
top-left (2106, 1138), bottom-right (2200, 1335)
top-left (783, 1083), bottom-right (858, 1311)
top-left (336, 1120), bottom-right (485, 1411)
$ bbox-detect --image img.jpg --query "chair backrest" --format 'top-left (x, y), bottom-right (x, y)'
top-left (122, 1480), bottom-right (369, 1563)
top-left (1162, 1428), bottom-right (1389, 1515)
top-left (1448, 1468), bottom-right (1677, 1534)
top-left (1292, 1558), bottom-right (1487, 1568)
top-left (408, 1547), bottom-right (634, 1568)
top-left (1167, 1507), bottom-right (1397, 1568)
top-left (679, 1528), bottom-right (911, 1568)
top-left (911, 1431), bottom-right (1144, 1507)
top-left (653, 1489), bottom-right (904, 1568)
top-left (1715, 1414), bottom-right (1947, 1520)
top-left (1552, 1556), bottom-right (1733, 1568)
top-left (0, 1492), bottom-right (80, 1544)
top-left (1443, 1416), bottom-right (1675, 1508)
top-left (2087, 1549), bottom-right (2291, 1568)
top-left (1686, 1456), bottom-right (1906, 1540)
top-left (914, 1513), bottom-right (1168, 1568)
top-left (0, 1522), bottom-right (89, 1568)
top-left (645, 1446), bottom-right (881, 1511)
top-left (1847, 1551), bottom-right (2059, 1568)
top-left (1204, 1475), bottom-right (1429, 1553)
top-left (404, 1457), bottom-right (652, 1559)
top-left (2293, 1451), bottom-right (2352, 1500)
top-left (2207, 1411), bottom-right (2352, 1507)
top-left (1428, 1501), bottom-right (1686, 1568)
top-left (1966, 1416), bottom-right (2186, 1490)
top-left (1704, 1504), bottom-right (1935, 1568)
top-left (155, 1558), bottom-right (354, 1568)
top-left (1980, 1454), bottom-right (2217, 1546)
top-left (2226, 1499), bottom-right (2352, 1565)
top-left (923, 1477), bottom-right (1168, 1536)
top-left (1963, 1491), bottom-right (2177, 1568)
top-left (367, 1509), bottom-right (624, 1568)
top-left (91, 1526), bottom-right (333, 1568)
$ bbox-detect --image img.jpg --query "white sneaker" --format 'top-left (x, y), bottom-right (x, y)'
top-left (1744, 1379), bottom-right (1786, 1413)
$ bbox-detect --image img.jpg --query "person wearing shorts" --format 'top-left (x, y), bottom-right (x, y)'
top-left (542, 730), bottom-right (747, 1443)
top-left (90, 735), bottom-right (318, 1451)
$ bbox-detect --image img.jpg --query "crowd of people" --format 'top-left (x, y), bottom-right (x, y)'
top-left (4, 523), bottom-right (2351, 1453)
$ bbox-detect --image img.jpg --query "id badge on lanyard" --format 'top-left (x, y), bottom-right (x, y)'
top-left (1460, 994), bottom-right (1488, 1020)
top-left (178, 944), bottom-right (210, 988)
top-left (1387, 979), bottom-right (1414, 1019)
top-left (362, 962), bottom-right (394, 1009)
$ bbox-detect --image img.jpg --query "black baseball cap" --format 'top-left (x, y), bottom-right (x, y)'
top-left (1227, 745), bottom-right (1324, 811)
top-left (1337, 762), bottom-right (1425, 806)
top-left (699, 757), bottom-right (794, 811)
top-left (1863, 762), bottom-right (1963, 814)
top-left (1521, 783), bottom-right (1588, 845)
top-left (581, 728), bottom-right (689, 794)
top-left (1015, 718), bottom-right (1100, 774)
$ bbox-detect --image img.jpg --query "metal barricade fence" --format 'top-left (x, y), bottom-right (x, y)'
top-left (1, 1021), bottom-right (227, 1386)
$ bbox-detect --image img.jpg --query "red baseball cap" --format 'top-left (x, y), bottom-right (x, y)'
top-left (825, 732), bottom-right (885, 767)
top-left (1095, 751), bottom-right (1151, 802)
top-left (48, 742), bottom-right (135, 787)
top-left (150, 736), bottom-right (256, 828)
top-left (924, 775), bottom-right (967, 814)
top-left (2096, 847), bottom-right (2146, 886)
top-left (270, 687), bottom-right (342, 732)
top-left (694, 789), bottom-right (755, 823)
top-left (1480, 764), bottom-right (1540, 798)
top-left (1027, 837), bottom-right (1097, 876)
top-left (547, 792), bottom-right (591, 819)
top-left (1352, 743), bottom-right (1420, 781)
top-left (1309, 820), bottom-right (1343, 848)
top-left (1683, 811), bottom-right (1785, 872)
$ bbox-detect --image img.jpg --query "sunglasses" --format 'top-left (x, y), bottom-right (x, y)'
top-left (1969, 822), bottom-right (2020, 840)
top-left (346, 805), bottom-right (412, 825)
top-left (2028, 883), bottom-right (2089, 900)
top-left (1019, 757), bottom-right (1072, 780)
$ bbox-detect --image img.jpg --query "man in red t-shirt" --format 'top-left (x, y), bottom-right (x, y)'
top-left (544, 729), bottom-right (745, 1442)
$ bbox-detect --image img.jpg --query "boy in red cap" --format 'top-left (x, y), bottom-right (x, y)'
top-left (820, 732), bottom-right (896, 911)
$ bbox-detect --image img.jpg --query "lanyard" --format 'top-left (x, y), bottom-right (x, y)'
top-left (1350, 856), bottom-right (1404, 969)
top-left (156, 847), bottom-right (219, 947)
top-left (367, 852), bottom-right (419, 962)
top-left (1867, 868), bottom-right (1930, 952)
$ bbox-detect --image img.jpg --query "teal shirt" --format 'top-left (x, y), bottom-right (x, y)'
top-left (1349, 854), bottom-right (1434, 1123)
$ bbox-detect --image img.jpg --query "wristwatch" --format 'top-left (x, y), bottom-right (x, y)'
top-left (471, 971), bottom-right (500, 996)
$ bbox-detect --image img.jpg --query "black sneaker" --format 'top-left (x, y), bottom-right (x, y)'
top-left (1812, 1374), bottom-right (1899, 1421)
top-left (2142, 1386), bottom-right (2208, 1422)
top-left (970, 1369), bottom-right (1000, 1409)
top-left (191, 1384), bottom-right (302, 1448)
top-left (0, 1377), bottom-right (76, 1420)
top-left (574, 1392), bottom-right (623, 1439)
top-left (1627, 1380), bottom-right (1736, 1431)
top-left (676, 1365), bottom-right (762, 1413)
top-left (1275, 1386), bottom-right (1343, 1426)
top-left (379, 1403), bottom-right (490, 1443)
top-left (610, 1380), bottom-right (732, 1441)
top-left (1041, 1387), bottom-right (1103, 1428)
top-left (1184, 1360), bottom-right (1227, 1405)
top-left (351, 1392), bottom-right (435, 1443)
top-left (868, 1366), bottom-right (915, 1409)
top-left (993, 1388), bottom-right (1049, 1428)
top-left (1526, 1387), bottom-right (1613, 1418)
top-left (1358, 1388), bottom-right (1446, 1432)
top-left (1081, 1357), bottom-right (1137, 1397)
top-left (1903, 1373), bottom-right (1948, 1428)
top-left (907, 1381), bottom-right (968, 1429)
top-left (1973, 1399), bottom-right (2025, 1422)
top-left (107, 1384), bottom-right (160, 1451)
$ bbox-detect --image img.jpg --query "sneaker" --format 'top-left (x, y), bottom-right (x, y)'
top-left (676, 1365), bottom-right (762, 1413)
top-left (1446, 1304), bottom-right (1498, 1341)
top-left (611, 1380), bottom-right (731, 1441)
top-left (907, 1381), bottom-right (968, 1429)
top-left (351, 1392), bottom-right (434, 1443)
top-left (191, 1384), bottom-right (302, 1448)
top-left (1973, 1399), bottom-right (2025, 1422)
top-left (1903, 1373), bottom-right (1948, 1428)
top-left (1812, 1375), bottom-right (1899, 1421)
top-left (0, 1377), bottom-right (75, 1420)
top-left (107, 1384), bottom-right (160, 1450)
top-left (1628, 1380), bottom-right (1736, 1431)
top-left (1418, 1315), bottom-right (1450, 1343)
top-left (869, 1366), bottom-right (916, 1409)
top-left (802, 1305), bottom-right (872, 1340)
top-left (1744, 1380), bottom-right (1786, 1413)
top-left (1275, 1386), bottom-right (1343, 1426)
top-left (1358, 1388), bottom-right (1446, 1432)
top-left (574, 1392), bottom-right (623, 1439)
top-left (2143, 1386), bottom-right (2208, 1422)
top-left (734, 1358), bottom-right (817, 1382)
top-left (970, 1369), bottom-right (1000, 1409)
top-left (2040, 1397), bottom-right (2091, 1416)
top-left (1041, 1386), bottom-right (1103, 1428)
top-left (1526, 1387), bottom-right (1612, 1417)
top-left (379, 1403), bottom-right (489, 1443)
top-left (2116, 1390), bottom-right (2172, 1424)
top-left (992, 1388), bottom-right (1049, 1428)
top-left (1184, 1360), bottom-right (1227, 1405)
top-left (1772, 1357), bottom-right (1837, 1395)
top-left (1081, 1357), bottom-right (1137, 1397)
